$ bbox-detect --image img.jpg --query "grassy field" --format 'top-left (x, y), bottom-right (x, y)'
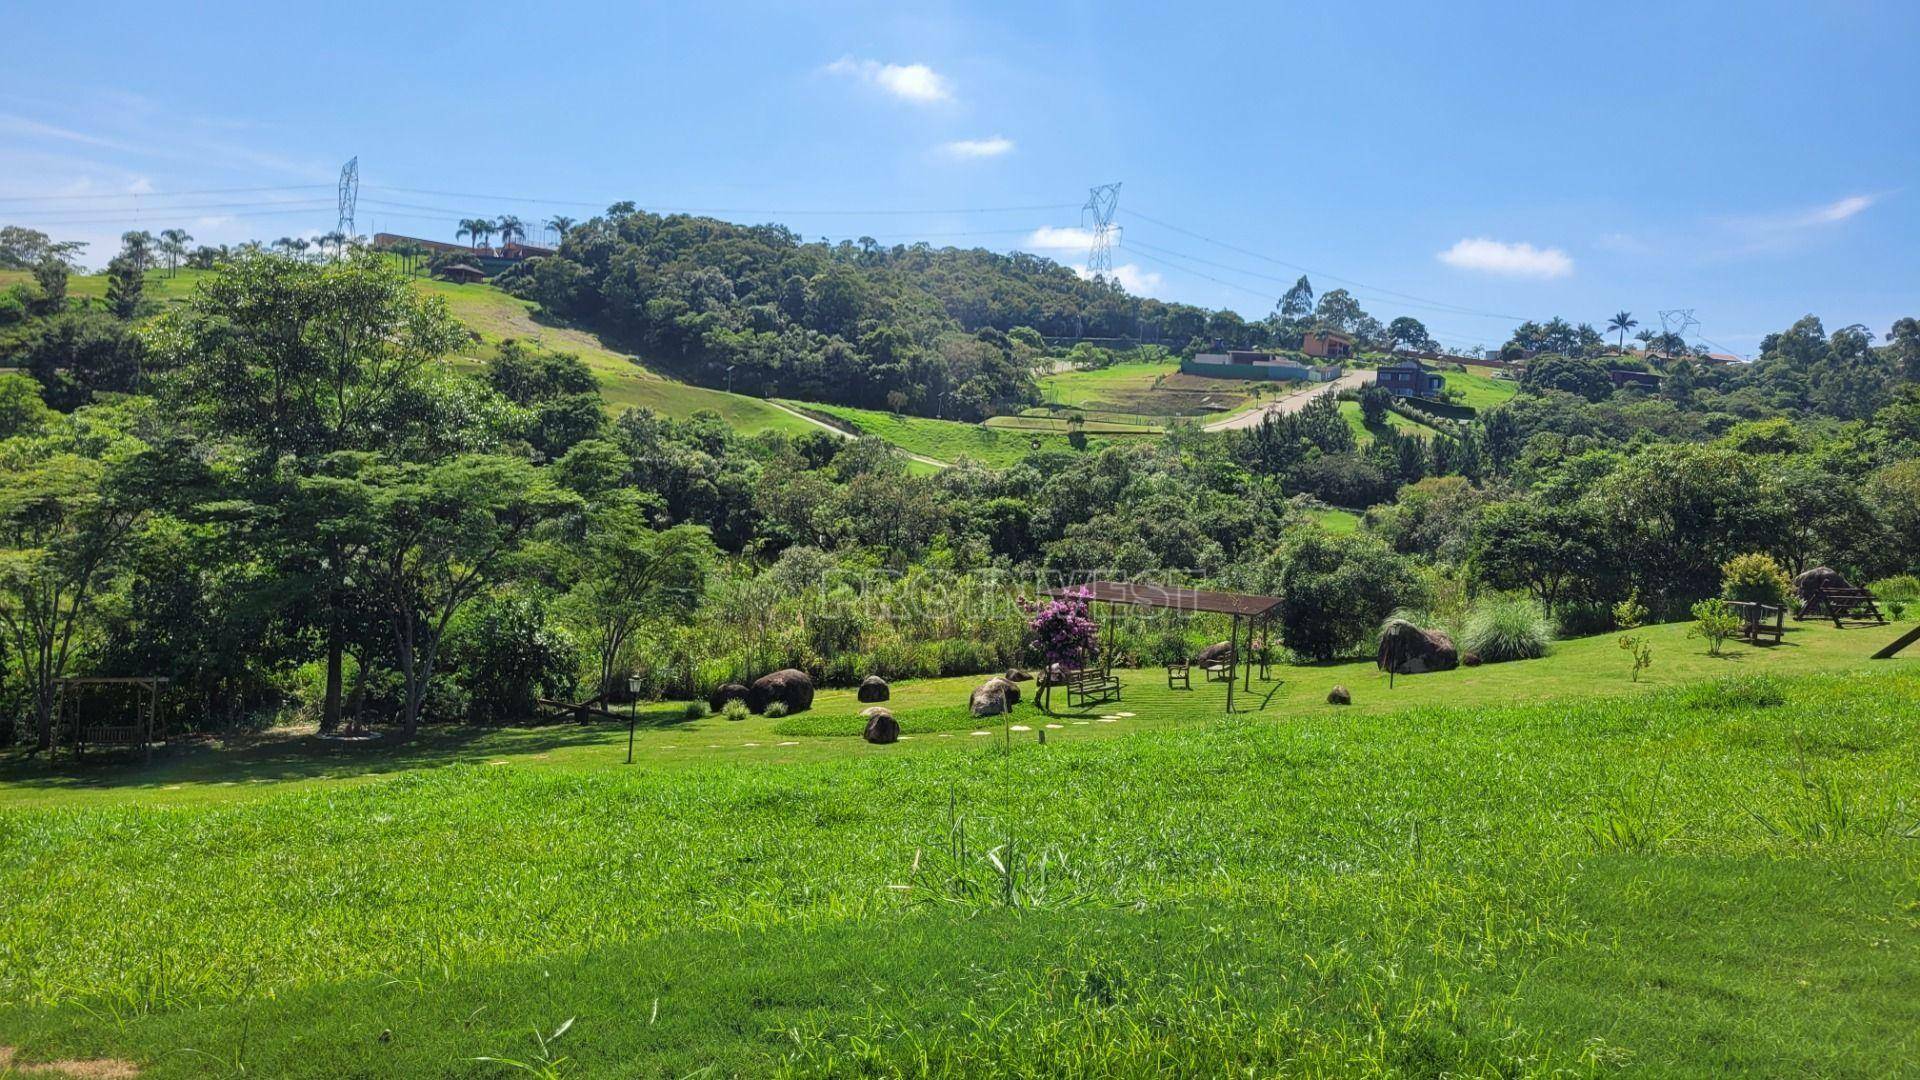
top-left (1443, 365), bottom-right (1521, 410)
top-left (1, 620), bottom-right (1916, 1075)
top-left (1037, 361), bottom-right (1251, 419)
top-left (1339, 399), bottom-right (1436, 442)
top-left (1308, 506), bottom-right (1362, 533)
top-left (789, 401), bottom-right (1093, 468)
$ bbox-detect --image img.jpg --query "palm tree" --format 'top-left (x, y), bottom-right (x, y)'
top-left (457, 218), bottom-right (493, 249)
top-left (495, 215), bottom-right (525, 248)
top-left (290, 237), bottom-right (312, 261)
top-left (271, 237), bottom-right (295, 256)
top-left (318, 230), bottom-right (347, 261)
top-left (545, 216), bottom-right (576, 243)
top-left (1606, 311), bottom-right (1638, 351)
top-left (158, 228), bottom-right (192, 277)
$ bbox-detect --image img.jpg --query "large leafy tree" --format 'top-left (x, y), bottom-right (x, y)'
top-left (0, 411), bottom-right (161, 751)
top-left (326, 453), bottom-right (579, 736)
top-left (147, 250), bottom-right (467, 732)
top-left (558, 503), bottom-right (712, 703)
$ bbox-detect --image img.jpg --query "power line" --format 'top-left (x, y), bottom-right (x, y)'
top-left (0, 184), bottom-right (332, 203)
top-left (1122, 207), bottom-right (1529, 323)
top-left (361, 184), bottom-right (1080, 217)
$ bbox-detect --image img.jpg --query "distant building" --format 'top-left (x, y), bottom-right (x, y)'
top-left (1182, 351), bottom-right (1342, 382)
top-left (1302, 330), bottom-right (1355, 360)
top-left (1376, 357), bottom-right (1445, 398)
top-left (436, 264), bottom-right (487, 284)
top-left (1606, 368), bottom-right (1663, 390)
top-left (372, 233), bottom-right (554, 276)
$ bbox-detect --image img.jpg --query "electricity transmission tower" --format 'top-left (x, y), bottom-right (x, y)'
top-left (1657, 308), bottom-right (1699, 358)
top-left (337, 157), bottom-right (359, 239)
top-left (1082, 183), bottom-right (1121, 275)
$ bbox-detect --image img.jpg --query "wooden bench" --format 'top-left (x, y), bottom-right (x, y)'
top-left (1065, 666), bottom-right (1122, 709)
top-left (1727, 601), bottom-right (1786, 645)
top-left (1165, 663), bottom-right (1191, 690)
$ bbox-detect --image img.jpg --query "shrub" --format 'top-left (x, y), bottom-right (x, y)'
top-left (442, 593), bottom-right (581, 724)
top-left (1612, 589), bottom-right (1648, 631)
top-left (764, 702), bottom-right (790, 719)
top-left (1688, 598), bottom-right (1742, 656)
top-left (1272, 530), bottom-right (1421, 661)
top-left (682, 699), bottom-right (709, 721)
top-left (1867, 574), bottom-right (1920, 602)
top-left (720, 699), bottom-right (750, 722)
top-left (1721, 552), bottom-right (1792, 607)
top-left (1460, 594), bottom-right (1553, 663)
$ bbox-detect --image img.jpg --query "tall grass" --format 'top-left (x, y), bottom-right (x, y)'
top-left (1460, 594), bottom-right (1553, 662)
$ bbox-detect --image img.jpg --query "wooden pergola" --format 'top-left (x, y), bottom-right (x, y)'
top-left (54, 676), bottom-right (170, 762)
top-left (1046, 581), bottom-right (1282, 712)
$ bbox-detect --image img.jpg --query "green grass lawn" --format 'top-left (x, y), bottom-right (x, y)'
top-left (787, 401), bottom-right (1092, 467)
top-left (1308, 506), bottom-right (1362, 533)
top-left (1339, 399), bottom-right (1435, 442)
top-left (1, 621), bottom-right (1916, 1075)
top-left (1443, 365), bottom-right (1521, 410)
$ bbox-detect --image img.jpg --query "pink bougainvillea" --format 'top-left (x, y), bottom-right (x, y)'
top-left (1021, 589), bottom-right (1100, 670)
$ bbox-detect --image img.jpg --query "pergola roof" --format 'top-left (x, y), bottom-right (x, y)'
top-left (1046, 581), bottom-right (1282, 618)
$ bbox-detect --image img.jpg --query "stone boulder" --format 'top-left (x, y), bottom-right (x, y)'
top-left (708, 683), bottom-right (749, 713)
top-left (1327, 685), bottom-right (1351, 705)
top-left (747, 668), bottom-right (815, 715)
top-left (857, 675), bottom-right (890, 703)
top-left (1376, 619), bottom-right (1458, 675)
top-left (861, 707), bottom-right (899, 744)
top-left (1193, 641), bottom-right (1234, 666)
top-left (970, 680), bottom-right (1014, 717)
top-left (984, 675), bottom-right (1021, 706)
top-left (1793, 566), bottom-right (1850, 611)
top-left (1004, 668), bottom-right (1033, 683)
top-left (1462, 652), bottom-right (1483, 667)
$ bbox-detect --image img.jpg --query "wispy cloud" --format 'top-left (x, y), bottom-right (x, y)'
top-left (938, 135), bottom-right (1014, 160)
top-left (1712, 192), bottom-right (1886, 257)
top-left (1023, 225), bottom-right (1102, 250)
top-left (823, 57), bottom-right (954, 104)
top-left (1437, 237), bottom-right (1573, 279)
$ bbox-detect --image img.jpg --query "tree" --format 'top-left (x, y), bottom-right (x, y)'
top-left (1270, 530), bottom-right (1418, 661)
top-left (546, 216), bottom-right (576, 242)
top-left (0, 226), bottom-right (86, 270)
top-left (1606, 311), bottom-right (1638, 350)
top-left (104, 254), bottom-right (144, 320)
top-left (1276, 275), bottom-right (1314, 321)
top-left (345, 453), bottom-right (580, 736)
top-left (1472, 498), bottom-right (1614, 614)
top-left (150, 250), bottom-right (468, 732)
top-left (158, 228), bottom-right (193, 276)
top-left (1386, 316), bottom-right (1435, 353)
top-left (1312, 289), bottom-right (1366, 334)
top-left (119, 231), bottom-right (156, 274)
top-left (31, 255), bottom-right (68, 312)
top-left (0, 435), bottom-right (153, 751)
top-left (1689, 598), bottom-right (1741, 656)
top-left (560, 506), bottom-right (712, 703)
top-left (496, 216), bottom-right (525, 247)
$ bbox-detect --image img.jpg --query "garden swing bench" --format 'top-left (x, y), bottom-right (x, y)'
top-left (54, 676), bottom-right (171, 762)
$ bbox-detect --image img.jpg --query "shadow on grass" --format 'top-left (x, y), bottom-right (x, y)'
top-left (0, 706), bottom-right (689, 796)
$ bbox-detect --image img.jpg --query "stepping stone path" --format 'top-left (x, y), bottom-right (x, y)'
top-left (970, 730), bottom-right (991, 736)
top-left (1045, 723), bottom-right (1064, 729)
top-left (1009, 724), bottom-right (1031, 732)
top-left (1073, 720), bottom-right (1090, 725)
top-left (778, 741), bottom-right (798, 747)
top-left (1116, 712), bottom-right (1135, 717)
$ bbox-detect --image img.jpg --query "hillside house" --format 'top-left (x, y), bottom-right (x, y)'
top-left (1376, 357), bottom-right (1445, 398)
top-left (1302, 330), bottom-right (1356, 359)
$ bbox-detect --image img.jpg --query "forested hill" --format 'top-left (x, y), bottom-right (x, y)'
top-left (500, 208), bottom-right (1231, 419)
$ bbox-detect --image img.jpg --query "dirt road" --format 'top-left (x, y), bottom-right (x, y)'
top-left (1202, 368), bottom-right (1374, 432)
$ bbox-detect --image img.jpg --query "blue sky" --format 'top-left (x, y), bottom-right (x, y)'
top-left (5, 0), bottom-right (1915, 355)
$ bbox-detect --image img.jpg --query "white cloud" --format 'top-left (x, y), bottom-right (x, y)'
top-left (126, 176), bottom-right (154, 194)
top-left (1073, 262), bottom-right (1163, 296)
top-left (823, 57), bottom-right (954, 104)
top-left (1023, 225), bottom-right (1100, 250)
top-left (1436, 237), bottom-right (1573, 279)
top-left (1796, 193), bottom-right (1876, 226)
top-left (938, 136), bottom-right (1014, 159)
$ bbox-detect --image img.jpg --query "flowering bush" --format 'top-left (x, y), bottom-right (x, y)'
top-left (1022, 590), bottom-right (1100, 670)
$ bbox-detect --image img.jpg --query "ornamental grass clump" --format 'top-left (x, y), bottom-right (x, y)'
top-left (1460, 594), bottom-right (1552, 663)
